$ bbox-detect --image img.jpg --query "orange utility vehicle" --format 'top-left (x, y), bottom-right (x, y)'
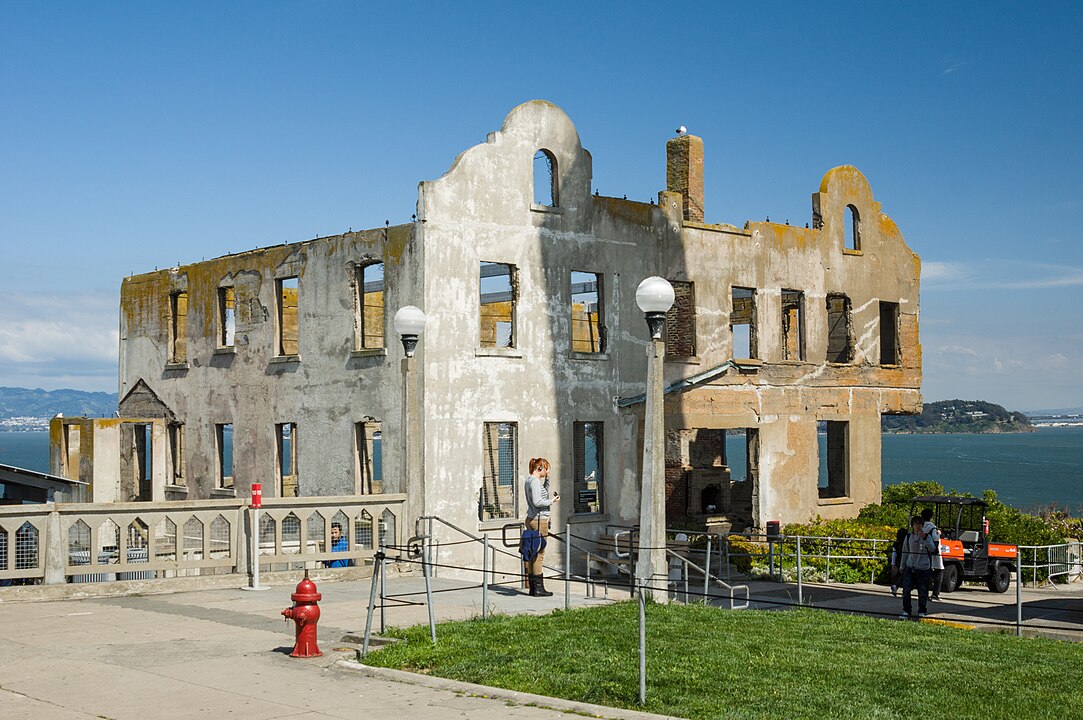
top-left (910, 495), bottom-right (1018, 593)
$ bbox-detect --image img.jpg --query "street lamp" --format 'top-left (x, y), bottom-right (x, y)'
top-left (635, 275), bottom-right (675, 339)
top-left (393, 305), bottom-right (426, 357)
top-left (634, 276), bottom-right (674, 599)
top-left (394, 305), bottom-right (426, 533)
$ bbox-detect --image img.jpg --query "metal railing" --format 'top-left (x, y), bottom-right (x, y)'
top-left (1017, 542), bottom-right (1083, 587)
top-left (0, 494), bottom-right (406, 587)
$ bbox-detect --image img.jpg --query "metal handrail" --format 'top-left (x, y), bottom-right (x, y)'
top-left (665, 547), bottom-right (750, 609)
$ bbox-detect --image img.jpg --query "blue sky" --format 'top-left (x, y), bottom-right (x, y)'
top-left (2, 2), bottom-right (1081, 411)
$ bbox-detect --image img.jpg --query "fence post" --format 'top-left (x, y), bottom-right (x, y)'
top-left (379, 543), bottom-right (387, 634)
top-left (1016, 548), bottom-right (1023, 638)
top-left (565, 528), bottom-right (571, 611)
top-left (362, 549), bottom-right (384, 657)
top-left (638, 585), bottom-right (646, 706)
top-left (796, 536), bottom-right (803, 606)
top-left (725, 534), bottom-right (731, 580)
top-left (825, 537), bottom-right (831, 584)
top-left (703, 535), bottom-right (712, 602)
top-left (482, 533), bottom-right (489, 621)
top-left (43, 507), bottom-right (64, 585)
top-left (423, 536), bottom-right (437, 644)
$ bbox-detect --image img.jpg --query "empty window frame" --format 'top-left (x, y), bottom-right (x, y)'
top-left (355, 262), bottom-right (385, 350)
top-left (879, 301), bottom-right (900, 365)
top-left (826, 294), bottom-right (852, 363)
top-left (168, 423), bottom-right (185, 485)
top-left (844, 205), bottom-right (860, 251)
top-left (781, 290), bottom-right (805, 361)
top-left (480, 422), bottom-right (517, 520)
top-left (277, 423), bottom-right (297, 497)
top-left (480, 262), bottom-right (516, 348)
top-left (354, 418), bottom-right (383, 494)
top-left (730, 287), bottom-right (757, 359)
top-left (665, 281), bottom-right (696, 357)
top-left (533, 149), bottom-right (557, 207)
top-left (573, 421), bottom-right (603, 514)
top-left (217, 287), bottom-right (236, 348)
top-left (571, 271), bottom-right (605, 353)
top-left (215, 423), bottom-right (233, 489)
top-left (169, 291), bottom-right (188, 363)
top-left (818, 421), bottom-right (850, 499)
top-left (276, 277), bottom-right (299, 356)
top-left (134, 423), bottom-right (152, 500)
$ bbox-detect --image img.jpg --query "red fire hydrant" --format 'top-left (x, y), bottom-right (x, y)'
top-left (282, 571), bottom-right (323, 658)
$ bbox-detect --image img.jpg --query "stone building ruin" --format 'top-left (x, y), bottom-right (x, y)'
top-left (51, 100), bottom-right (921, 571)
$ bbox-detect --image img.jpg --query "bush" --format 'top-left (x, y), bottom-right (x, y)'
top-left (783, 518), bottom-right (897, 584)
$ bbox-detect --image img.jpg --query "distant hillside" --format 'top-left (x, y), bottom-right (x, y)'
top-left (883, 399), bottom-right (1034, 434)
top-left (0, 387), bottom-right (117, 421)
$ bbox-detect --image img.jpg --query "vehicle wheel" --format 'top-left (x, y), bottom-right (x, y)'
top-left (941, 564), bottom-right (960, 593)
top-left (987, 564), bottom-right (1012, 593)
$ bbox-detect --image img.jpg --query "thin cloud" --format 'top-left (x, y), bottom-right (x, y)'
top-left (0, 291), bottom-right (118, 379)
top-left (923, 259), bottom-right (1083, 291)
top-left (936, 344), bottom-right (977, 357)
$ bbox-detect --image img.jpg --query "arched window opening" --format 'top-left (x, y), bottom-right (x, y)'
top-left (844, 205), bottom-right (860, 251)
top-left (533, 149), bottom-right (557, 207)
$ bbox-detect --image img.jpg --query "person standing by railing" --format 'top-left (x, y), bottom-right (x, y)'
top-left (524, 457), bottom-right (558, 597)
top-left (323, 522), bottom-right (350, 568)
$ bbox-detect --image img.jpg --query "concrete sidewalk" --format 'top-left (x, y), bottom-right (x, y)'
top-left (0, 572), bottom-right (651, 720)
top-left (0, 570), bottom-right (1079, 719)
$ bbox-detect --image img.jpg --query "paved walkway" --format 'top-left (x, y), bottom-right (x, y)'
top-left (0, 571), bottom-right (1079, 719)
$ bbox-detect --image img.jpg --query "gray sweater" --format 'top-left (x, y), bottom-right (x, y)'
top-left (903, 529), bottom-right (939, 571)
top-left (524, 474), bottom-right (553, 520)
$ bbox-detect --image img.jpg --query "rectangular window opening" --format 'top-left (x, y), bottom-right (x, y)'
top-left (355, 419), bottom-right (383, 494)
top-left (722, 428), bottom-right (760, 528)
top-left (277, 277), bottom-right (299, 356)
top-left (573, 421), bottom-right (603, 514)
top-left (168, 423), bottom-right (185, 484)
top-left (571, 271), bottom-right (605, 353)
top-left (216, 423), bottom-right (233, 489)
top-left (879, 301), bottom-right (900, 365)
top-left (135, 423), bottom-right (152, 500)
top-left (480, 422), bottom-right (517, 520)
top-left (818, 421), bottom-right (850, 499)
top-left (826, 294), bottom-right (852, 363)
top-left (730, 287), bottom-right (756, 359)
top-left (356, 262), bottom-right (385, 350)
top-left (781, 289), bottom-right (805, 361)
top-left (277, 422), bottom-right (297, 497)
top-left (480, 262), bottom-right (516, 348)
top-left (169, 291), bottom-right (188, 363)
top-left (218, 287), bottom-right (236, 348)
top-left (665, 280), bottom-right (696, 357)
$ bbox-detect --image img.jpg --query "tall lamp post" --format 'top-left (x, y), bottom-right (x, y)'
top-left (634, 277), bottom-right (674, 598)
top-left (394, 306), bottom-right (426, 528)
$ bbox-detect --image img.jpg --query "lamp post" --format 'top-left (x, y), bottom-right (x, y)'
top-left (394, 306), bottom-right (426, 527)
top-left (634, 276), bottom-right (674, 599)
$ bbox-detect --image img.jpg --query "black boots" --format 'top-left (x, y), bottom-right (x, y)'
top-left (528, 574), bottom-right (553, 597)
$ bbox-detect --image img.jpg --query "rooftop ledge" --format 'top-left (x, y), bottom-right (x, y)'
top-left (530, 204), bottom-right (564, 215)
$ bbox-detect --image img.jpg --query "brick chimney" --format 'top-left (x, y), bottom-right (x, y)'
top-left (666, 134), bottom-right (704, 222)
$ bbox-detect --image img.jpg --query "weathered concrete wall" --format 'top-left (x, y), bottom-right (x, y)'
top-left (117, 226), bottom-right (423, 505)
top-left (108, 100), bottom-right (920, 577)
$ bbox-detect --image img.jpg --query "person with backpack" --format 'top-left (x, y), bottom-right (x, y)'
top-left (920, 508), bottom-right (944, 599)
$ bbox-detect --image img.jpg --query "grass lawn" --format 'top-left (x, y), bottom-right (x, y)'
top-left (363, 602), bottom-right (1083, 720)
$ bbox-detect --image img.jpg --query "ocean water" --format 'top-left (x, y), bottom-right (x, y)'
top-left (3, 427), bottom-right (1082, 511)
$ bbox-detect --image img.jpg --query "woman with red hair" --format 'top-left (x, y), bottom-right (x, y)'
top-left (523, 456), bottom-right (558, 596)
